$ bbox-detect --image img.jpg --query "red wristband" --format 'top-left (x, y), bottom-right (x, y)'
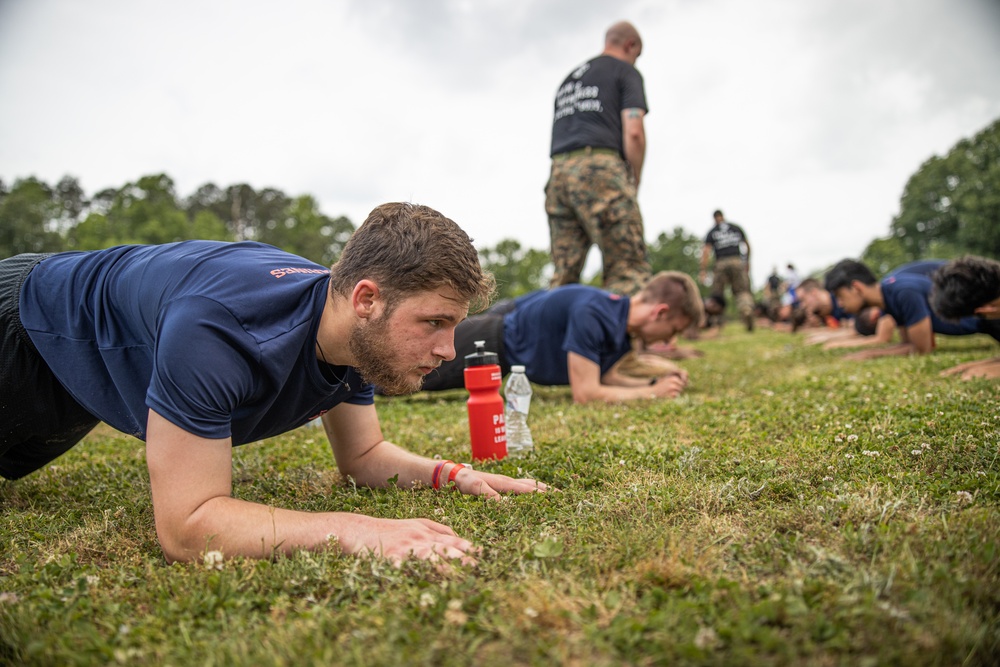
top-left (447, 462), bottom-right (467, 486)
top-left (432, 460), bottom-right (454, 490)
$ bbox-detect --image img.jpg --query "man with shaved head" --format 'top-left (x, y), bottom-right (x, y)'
top-left (546, 20), bottom-right (650, 296)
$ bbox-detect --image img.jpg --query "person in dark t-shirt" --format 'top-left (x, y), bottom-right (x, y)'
top-left (0, 203), bottom-right (548, 567)
top-left (823, 258), bottom-right (998, 361)
top-left (545, 20), bottom-right (650, 296)
top-left (930, 255), bottom-right (1000, 379)
top-left (699, 210), bottom-right (754, 330)
top-left (420, 272), bottom-right (704, 404)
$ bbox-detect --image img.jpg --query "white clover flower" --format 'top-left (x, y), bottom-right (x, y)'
top-left (862, 450), bottom-right (880, 458)
top-left (911, 450), bottom-right (922, 456)
top-left (844, 454), bottom-right (855, 460)
top-left (822, 476), bottom-right (834, 482)
top-left (419, 592), bottom-right (436, 609)
top-left (203, 550), bottom-right (224, 570)
top-left (921, 443), bottom-right (931, 450)
top-left (955, 491), bottom-right (973, 504)
top-left (694, 626), bottom-right (719, 650)
top-left (847, 434), bottom-right (859, 442)
top-left (86, 575), bottom-right (100, 587)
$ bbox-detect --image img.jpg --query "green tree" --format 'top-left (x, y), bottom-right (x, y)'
top-left (478, 239), bottom-right (551, 300)
top-left (890, 116), bottom-right (1000, 260)
top-left (0, 177), bottom-right (65, 256)
top-left (68, 174), bottom-right (233, 249)
top-left (647, 227), bottom-right (702, 281)
top-left (861, 235), bottom-right (910, 276)
top-left (256, 195), bottom-right (354, 267)
top-left (953, 119), bottom-right (1000, 257)
top-left (67, 212), bottom-right (114, 250)
top-left (52, 176), bottom-right (88, 234)
top-left (185, 182), bottom-right (232, 233)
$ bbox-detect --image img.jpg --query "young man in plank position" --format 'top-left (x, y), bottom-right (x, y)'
top-left (419, 271), bottom-right (704, 404)
top-left (930, 255), bottom-right (1000, 379)
top-left (822, 259), bottom-right (999, 361)
top-left (0, 203), bottom-right (547, 566)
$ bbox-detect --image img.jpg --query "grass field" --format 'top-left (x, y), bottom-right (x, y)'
top-left (1, 327), bottom-right (998, 666)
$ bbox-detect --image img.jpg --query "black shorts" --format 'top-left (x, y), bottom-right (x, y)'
top-left (420, 312), bottom-right (510, 391)
top-left (0, 254), bottom-right (99, 480)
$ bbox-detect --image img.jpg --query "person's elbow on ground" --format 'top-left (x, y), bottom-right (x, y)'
top-left (153, 512), bottom-right (208, 564)
top-left (570, 382), bottom-right (603, 404)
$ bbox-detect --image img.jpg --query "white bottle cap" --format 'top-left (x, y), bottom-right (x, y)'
top-left (510, 365), bottom-right (526, 373)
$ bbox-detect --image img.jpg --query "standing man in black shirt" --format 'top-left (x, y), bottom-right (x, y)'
top-left (545, 21), bottom-right (650, 296)
top-left (700, 209), bottom-right (754, 331)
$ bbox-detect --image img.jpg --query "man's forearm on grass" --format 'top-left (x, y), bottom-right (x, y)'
top-left (333, 438), bottom-right (436, 490)
top-left (160, 495), bottom-right (368, 563)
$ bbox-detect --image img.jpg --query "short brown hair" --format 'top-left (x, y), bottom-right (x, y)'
top-left (797, 277), bottom-right (822, 292)
top-left (329, 203), bottom-right (495, 312)
top-left (636, 271), bottom-right (704, 324)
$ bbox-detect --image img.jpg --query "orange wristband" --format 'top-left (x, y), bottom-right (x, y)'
top-left (432, 460), bottom-right (454, 490)
top-left (447, 462), bottom-right (467, 486)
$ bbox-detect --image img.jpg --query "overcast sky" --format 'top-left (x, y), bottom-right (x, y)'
top-left (2, 0), bottom-right (999, 286)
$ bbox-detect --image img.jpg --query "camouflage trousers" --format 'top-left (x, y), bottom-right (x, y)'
top-left (545, 151), bottom-right (650, 296)
top-left (713, 256), bottom-right (753, 317)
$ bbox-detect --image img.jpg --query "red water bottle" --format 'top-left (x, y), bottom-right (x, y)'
top-left (464, 340), bottom-right (507, 461)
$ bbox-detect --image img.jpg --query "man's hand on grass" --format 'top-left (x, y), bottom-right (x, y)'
top-left (451, 467), bottom-right (550, 500)
top-left (341, 515), bottom-right (481, 567)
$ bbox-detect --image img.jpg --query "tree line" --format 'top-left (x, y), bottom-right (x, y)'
top-left (0, 174), bottom-right (355, 269)
top-left (0, 170), bottom-right (703, 300)
top-left (2, 116), bottom-right (996, 299)
top-left (861, 116), bottom-right (1000, 274)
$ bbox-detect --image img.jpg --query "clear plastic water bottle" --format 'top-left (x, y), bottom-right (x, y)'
top-left (504, 365), bottom-right (534, 457)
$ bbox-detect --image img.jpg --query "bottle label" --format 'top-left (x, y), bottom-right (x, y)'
top-left (506, 395), bottom-right (531, 415)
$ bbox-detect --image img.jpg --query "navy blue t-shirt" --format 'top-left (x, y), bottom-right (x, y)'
top-left (828, 293), bottom-right (848, 322)
top-left (888, 259), bottom-right (945, 278)
top-left (881, 272), bottom-right (985, 337)
top-left (19, 241), bottom-right (373, 444)
top-left (551, 55), bottom-right (648, 157)
top-left (502, 285), bottom-right (632, 385)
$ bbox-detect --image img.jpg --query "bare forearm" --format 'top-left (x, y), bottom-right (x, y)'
top-left (624, 138), bottom-right (645, 185)
top-left (572, 376), bottom-right (685, 404)
top-left (161, 496), bottom-right (371, 562)
top-left (824, 335), bottom-right (885, 350)
top-left (843, 342), bottom-right (922, 361)
top-left (335, 438), bottom-right (435, 490)
top-left (573, 384), bottom-right (660, 404)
